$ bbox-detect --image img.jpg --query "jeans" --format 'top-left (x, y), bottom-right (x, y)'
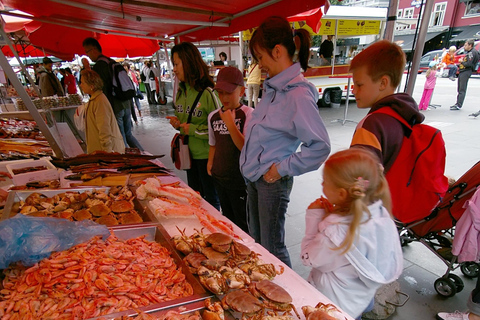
top-left (115, 105), bottom-right (143, 151)
top-left (187, 159), bottom-right (220, 210)
top-left (246, 175), bottom-right (293, 267)
top-left (456, 69), bottom-right (472, 108)
top-left (213, 179), bottom-right (248, 233)
top-left (448, 64), bottom-right (458, 78)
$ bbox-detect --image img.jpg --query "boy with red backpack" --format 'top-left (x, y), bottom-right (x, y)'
top-left (349, 40), bottom-right (450, 223)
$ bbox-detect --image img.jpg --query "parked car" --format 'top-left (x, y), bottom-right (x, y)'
top-left (417, 49), bottom-right (444, 74)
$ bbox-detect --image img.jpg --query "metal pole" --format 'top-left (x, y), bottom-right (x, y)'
top-left (384, 0), bottom-right (400, 41)
top-left (406, 0), bottom-right (435, 95)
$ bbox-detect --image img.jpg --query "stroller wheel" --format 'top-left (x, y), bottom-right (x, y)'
top-left (447, 274), bottom-right (464, 293)
top-left (461, 262), bottom-right (480, 278)
top-left (434, 277), bottom-right (457, 297)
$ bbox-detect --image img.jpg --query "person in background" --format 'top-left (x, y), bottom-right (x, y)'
top-left (219, 51), bottom-right (228, 65)
top-left (79, 69), bottom-right (125, 154)
top-left (63, 67), bottom-right (77, 95)
top-left (440, 46), bottom-right (458, 81)
top-left (146, 61), bottom-right (158, 105)
top-left (301, 148), bottom-right (403, 320)
top-left (58, 68), bottom-right (66, 89)
top-left (318, 35), bottom-right (334, 66)
top-left (418, 61), bottom-right (438, 111)
top-left (167, 42), bottom-right (221, 210)
top-left (142, 61), bottom-right (153, 104)
top-left (38, 57), bottom-right (65, 97)
top-left (240, 16), bottom-right (331, 267)
top-left (82, 37), bottom-right (143, 151)
top-left (123, 61), bottom-right (142, 124)
top-left (450, 39), bottom-right (480, 110)
top-left (246, 57), bottom-right (261, 108)
top-left (207, 67), bottom-right (253, 233)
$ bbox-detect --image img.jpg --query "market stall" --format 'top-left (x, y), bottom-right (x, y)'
top-left (0, 153), bottom-right (354, 320)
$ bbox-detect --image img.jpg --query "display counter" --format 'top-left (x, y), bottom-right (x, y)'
top-left (0, 158), bottom-right (354, 320)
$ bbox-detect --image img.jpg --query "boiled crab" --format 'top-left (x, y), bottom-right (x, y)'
top-left (219, 266), bottom-right (251, 289)
top-left (183, 252), bottom-right (208, 274)
top-left (239, 261), bottom-right (284, 281)
top-left (197, 266), bottom-right (228, 295)
top-left (205, 233), bottom-right (234, 252)
top-left (202, 298), bottom-right (225, 320)
top-left (250, 280), bottom-right (300, 319)
top-left (301, 303), bottom-right (346, 320)
top-left (221, 289), bottom-right (264, 319)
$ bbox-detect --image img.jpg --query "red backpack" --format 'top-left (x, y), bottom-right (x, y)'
top-left (372, 107), bottom-right (449, 223)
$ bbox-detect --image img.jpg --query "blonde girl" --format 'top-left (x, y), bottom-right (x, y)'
top-left (301, 148), bottom-right (403, 319)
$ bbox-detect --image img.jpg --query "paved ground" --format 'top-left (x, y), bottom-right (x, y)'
top-left (131, 73), bottom-right (480, 319)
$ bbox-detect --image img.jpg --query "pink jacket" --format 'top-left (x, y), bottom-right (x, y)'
top-left (452, 187), bottom-right (480, 262)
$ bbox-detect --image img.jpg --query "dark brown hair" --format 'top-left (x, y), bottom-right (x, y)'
top-left (171, 42), bottom-right (214, 91)
top-left (249, 16), bottom-right (311, 71)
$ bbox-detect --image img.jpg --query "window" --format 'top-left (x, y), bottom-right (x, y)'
top-left (395, 9), bottom-right (404, 30)
top-left (430, 2), bottom-right (446, 26)
top-left (399, 7), bottom-right (414, 30)
top-left (465, 0), bottom-right (480, 16)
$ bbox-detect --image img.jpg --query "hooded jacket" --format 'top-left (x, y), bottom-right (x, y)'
top-left (350, 93), bottom-right (424, 172)
top-left (240, 63), bottom-right (331, 182)
top-left (301, 200), bottom-right (403, 318)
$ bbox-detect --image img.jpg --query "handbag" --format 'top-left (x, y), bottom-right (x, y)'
top-left (74, 102), bottom-right (87, 133)
top-left (170, 91), bottom-right (204, 170)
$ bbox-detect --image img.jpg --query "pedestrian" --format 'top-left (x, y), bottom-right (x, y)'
top-left (450, 39), bottom-right (479, 110)
top-left (207, 67), bottom-right (253, 233)
top-left (38, 57), bottom-right (65, 97)
top-left (301, 148), bottom-right (403, 320)
top-left (123, 62), bottom-right (142, 124)
top-left (142, 61), bottom-right (153, 104)
top-left (63, 67), bottom-right (77, 95)
top-left (79, 69), bottom-right (125, 154)
top-left (82, 37), bottom-right (143, 151)
top-left (440, 46), bottom-right (458, 80)
top-left (418, 61), bottom-right (439, 111)
top-left (318, 35), bottom-right (334, 66)
top-left (219, 51), bottom-right (228, 65)
top-left (437, 276), bottom-right (480, 320)
top-left (240, 16), bottom-right (331, 267)
top-left (166, 42), bottom-right (221, 210)
top-left (246, 57), bottom-right (261, 108)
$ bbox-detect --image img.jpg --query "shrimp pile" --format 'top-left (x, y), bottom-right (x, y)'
top-left (0, 234), bottom-right (193, 319)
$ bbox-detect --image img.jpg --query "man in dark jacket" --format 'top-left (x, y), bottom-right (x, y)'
top-left (82, 37), bottom-right (143, 151)
top-left (451, 39), bottom-right (479, 110)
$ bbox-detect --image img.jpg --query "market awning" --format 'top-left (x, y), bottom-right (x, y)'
top-left (1, 0), bottom-right (326, 44)
top-left (394, 31), bottom-right (445, 51)
top-left (452, 25), bottom-right (480, 41)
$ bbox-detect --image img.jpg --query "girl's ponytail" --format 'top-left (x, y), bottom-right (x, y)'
top-left (293, 28), bottom-right (311, 71)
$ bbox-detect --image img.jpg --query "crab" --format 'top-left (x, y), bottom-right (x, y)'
top-left (219, 266), bottom-right (251, 289)
top-left (110, 199), bottom-right (134, 213)
top-left (301, 303), bottom-right (346, 320)
top-left (201, 247), bottom-right (230, 264)
top-left (262, 313), bottom-right (295, 320)
top-left (197, 266), bottom-right (228, 295)
top-left (239, 261), bottom-right (284, 281)
top-left (249, 280), bottom-right (300, 319)
top-left (221, 289), bottom-right (264, 320)
top-left (183, 252), bottom-right (208, 274)
top-left (205, 233), bottom-right (234, 252)
top-left (231, 241), bottom-right (252, 261)
top-left (202, 298), bottom-right (225, 320)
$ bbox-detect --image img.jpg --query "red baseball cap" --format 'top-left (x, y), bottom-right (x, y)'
top-left (214, 67), bottom-right (244, 93)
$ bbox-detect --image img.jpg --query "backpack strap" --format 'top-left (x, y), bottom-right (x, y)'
top-left (186, 90), bottom-right (204, 124)
top-left (371, 107), bottom-right (412, 129)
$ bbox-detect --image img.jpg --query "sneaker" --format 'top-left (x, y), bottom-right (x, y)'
top-left (449, 77), bottom-right (456, 81)
top-left (450, 105), bottom-right (460, 110)
top-left (469, 111), bottom-right (480, 118)
top-left (436, 311), bottom-right (470, 320)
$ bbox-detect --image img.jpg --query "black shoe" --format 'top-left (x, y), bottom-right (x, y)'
top-left (469, 111), bottom-right (480, 118)
top-left (450, 105), bottom-right (460, 110)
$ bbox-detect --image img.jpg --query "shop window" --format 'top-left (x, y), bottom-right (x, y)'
top-left (429, 2), bottom-right (447, 26)
top-left (465, 0), bottom-right (480, 16)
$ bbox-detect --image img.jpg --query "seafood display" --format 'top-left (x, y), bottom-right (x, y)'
top-left (0, 119), bottom-right (46, 140)
top-left (0, 140), bottom-right (53, 160)
top-left (0, 233), bottom-right (194, 319)
top-left (301, 303), bottom-right (346, 320)
top-left (136, 178), bottom-right (239, 238)
top-left (6, 187), bottom-right (144, 225)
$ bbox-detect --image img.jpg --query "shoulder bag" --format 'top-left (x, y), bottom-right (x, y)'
top-left (170, 90), bottom-right (203, 170)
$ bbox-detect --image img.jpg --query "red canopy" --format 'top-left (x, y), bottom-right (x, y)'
top-left (1, 0), bottom-right (326, 47)
top-left (1, 43), bottom-right (45, 58)
top-left (288, 8), bottom-right (324, 34)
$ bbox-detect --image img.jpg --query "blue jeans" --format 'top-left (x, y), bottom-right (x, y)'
top-left (246, 176), bottom-right (293, 267)
top-left (115, 105), bottom-right (143, 150)
top-left (187, 159), bottom-right (220, 210)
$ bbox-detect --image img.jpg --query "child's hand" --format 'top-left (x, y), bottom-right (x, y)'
top-left (308, 196), bottom-right (334, 212)
top-left (219, 108), bottom-right (235, 128)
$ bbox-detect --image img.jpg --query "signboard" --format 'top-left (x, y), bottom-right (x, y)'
top-left (318, 19), bottom-right (336, 35)
top-left (337, 20), bottom-right (381, 36)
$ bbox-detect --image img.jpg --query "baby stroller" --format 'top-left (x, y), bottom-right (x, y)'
top-left (396, 160), bottom-right (480, 297)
